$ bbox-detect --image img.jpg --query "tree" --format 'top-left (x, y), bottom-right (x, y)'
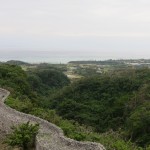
top-left (5, 121), bottom-right (39, 150)
top-left (127, 102), bottom-right (150, 147)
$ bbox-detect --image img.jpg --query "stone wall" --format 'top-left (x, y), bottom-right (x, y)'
top-left (0, 88), bottom-right (105, 150)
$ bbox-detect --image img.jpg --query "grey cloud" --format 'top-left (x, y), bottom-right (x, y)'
top-left (0, 0), bottom-right (150, 60)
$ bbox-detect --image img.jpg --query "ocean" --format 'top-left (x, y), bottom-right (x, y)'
top-left (0, 50), bottom-right (115, 64)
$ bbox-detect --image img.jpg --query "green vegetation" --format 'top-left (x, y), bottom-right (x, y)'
top-left (6, 97), bottom-right (144, 150)
top-left (27, 64), bottom-right (70, 93)
top-left (0, 64), bottom-right (31, 96)
top-left (5, 122), bottom-right (39, 150)
top-left (6, 60), bottom-right (30, 66)
top-left (49, 69), bottom-right (150, 148)
top-left (0, 63), bottom-right (149, 150)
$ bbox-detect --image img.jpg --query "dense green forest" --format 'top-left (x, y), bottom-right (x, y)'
top-left (0, 64), bottom-right (149, 150)
top-left (49, 69), bottom-right (150, 147)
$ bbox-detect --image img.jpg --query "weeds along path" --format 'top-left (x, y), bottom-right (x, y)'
top-left (0, 88), bottom-right (105, 150)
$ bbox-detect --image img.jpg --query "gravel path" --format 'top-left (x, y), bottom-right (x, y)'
top-left (0, 89), bottom-right (105, 150)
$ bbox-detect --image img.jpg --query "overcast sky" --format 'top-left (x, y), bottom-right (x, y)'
top-left (0, 0), bottom-right (150, 61)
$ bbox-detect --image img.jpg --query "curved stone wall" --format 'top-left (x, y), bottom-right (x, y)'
top-left (0, 88), bottom-right (105, 150)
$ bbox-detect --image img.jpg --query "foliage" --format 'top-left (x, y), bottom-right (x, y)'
top-left (6, 97), bottom-right (33, 113)
top-left (127, 102), bottom-right (150, 147)
top-left (6, 96), bottom-right (147, 150)
top-left (50, 74), bottom-right (140, 130)
top-left (27, 66), bottom-right (70, 95)
top-left (0, 64), bottom-right (31, 96)
top-left (1, 64), bottom-right (150, 149)
top-left (49, 69), bottom-right (150, 147)
top-left (5, 122), bottom-right (39, 150)
top-left (35, 69), bottom-right (70, 88)
top-left (6, 60), bottom-right (30, 66)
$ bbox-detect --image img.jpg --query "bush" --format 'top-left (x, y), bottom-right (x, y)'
top-left (127, 102), bottom-right (150, 147)
top-left (5, 122), bottom-right (39, 150)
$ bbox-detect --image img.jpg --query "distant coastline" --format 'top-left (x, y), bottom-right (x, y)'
top-left (1, 50), bottom-right (150, 64)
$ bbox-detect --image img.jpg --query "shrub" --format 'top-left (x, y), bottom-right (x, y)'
top-left (5, 122), bottom-right (39, 150)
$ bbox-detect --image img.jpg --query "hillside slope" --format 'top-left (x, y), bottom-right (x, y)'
top-left (0, 88), bottom-right (105, 150)
top-left (49, 69), bottom-right (150, 147)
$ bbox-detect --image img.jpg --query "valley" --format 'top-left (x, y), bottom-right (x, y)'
top-left (0, 60), bottom-right (149, 150)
